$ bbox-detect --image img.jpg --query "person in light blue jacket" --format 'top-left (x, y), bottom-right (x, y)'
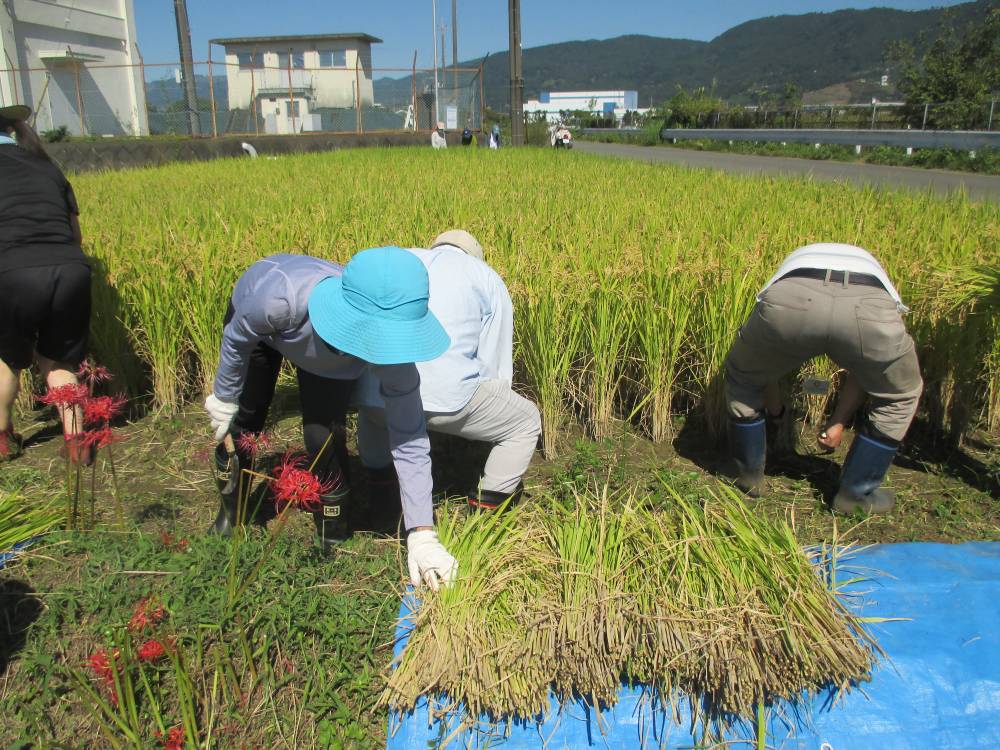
top-left (204, 247), bottom-right (458, 590)
top-left (354, 230), bottom-right (541, 514)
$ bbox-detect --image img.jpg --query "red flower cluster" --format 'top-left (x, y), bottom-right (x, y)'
top-left (76, 359), bottom-right (113, 391)
top-left (88, 648), bottom-right (122, 705)
top-left (159, 726), bottom-right (184, 750)
top-left (160, 531), bottom-right (189, 552)
top-left (39, 363), bottom-right (127, 460)
top-left (128, 596), bottom-right (167, 633)
top-left (236, 430), bottom-right (272, 460)
top-left (137, 639), bottom-right (167, 663)
top-left (37, 383), bottom-right (89, 409)
top-left (271, 452), bottom-right (334, 512)
top-left (83, 395), bottom-right (126, 426)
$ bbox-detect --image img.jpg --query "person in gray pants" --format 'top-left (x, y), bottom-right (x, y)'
top-left (723, 243), bottom-right (923, 514)
top-left (354, 230), bottom-right (541, 513)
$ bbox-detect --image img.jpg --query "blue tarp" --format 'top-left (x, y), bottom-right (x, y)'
top-left (0, 537), bottom-right (39, 571)
top-left (387, 542), bottom-right (1000, 750)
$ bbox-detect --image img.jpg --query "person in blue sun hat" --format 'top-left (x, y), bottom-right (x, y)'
top-left (204, 247), bottom-right (457, 590)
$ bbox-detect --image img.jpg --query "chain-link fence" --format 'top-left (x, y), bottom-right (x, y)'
top-left (0, 59), bottom-right (484, 139)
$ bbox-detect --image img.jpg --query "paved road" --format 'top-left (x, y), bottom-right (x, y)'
top-left (575, 141), bottom-right (1000, 203)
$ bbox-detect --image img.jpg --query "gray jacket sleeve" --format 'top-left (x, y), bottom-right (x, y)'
top-left (213, 268), bottom-right (293, 402)
top-left (374, 363), bottom-right (434, 530)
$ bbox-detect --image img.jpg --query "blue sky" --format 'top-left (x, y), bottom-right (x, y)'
top-left (134, 0), bottom-right (967, 72)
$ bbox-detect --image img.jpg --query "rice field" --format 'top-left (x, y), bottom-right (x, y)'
top-left (3, 146), bottom-right (998, 748)
top-left (74, 147), bottom-right (1000, 450)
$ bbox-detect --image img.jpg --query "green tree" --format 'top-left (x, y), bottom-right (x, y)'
top-left (662, 86), bottom-right (727, 128)
top-left (886, 6), bottom-right (1000, 129)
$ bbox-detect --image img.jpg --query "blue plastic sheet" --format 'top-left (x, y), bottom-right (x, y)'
top-left (0, 537), bottom-right (39, 571)
top-left (387, 542), bottom-right (1000, 750)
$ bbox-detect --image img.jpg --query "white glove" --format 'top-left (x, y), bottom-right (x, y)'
top-left (204, 394), bottom-right (239, 442)
top-left (407, 529), bottom-right (458, 591)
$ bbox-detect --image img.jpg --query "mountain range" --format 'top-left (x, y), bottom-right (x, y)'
top-left (374, 0), bottom-right (992, 110)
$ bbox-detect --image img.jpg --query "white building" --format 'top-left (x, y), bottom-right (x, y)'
top-left (211, 33), bottom-right (381, 135)
top-left (524, 90), bottom-right (640, 124)
top-left (0, 0), bottom-right (147, 136)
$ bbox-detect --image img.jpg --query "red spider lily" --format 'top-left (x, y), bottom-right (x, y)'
top-left (128, 596), bottom-right (167, 633)
top-left (160, 531), bottom-right (189, 552)
top-left (81, 425), bottom-right (124, 450)
top-left (76, 360), bottom-right (113, 390)
top-left (137, 639), bottom-right (167, 663)
top-left (83, 394), bottom-right (127, 426)
top-left (37, 383), bottom-right (89, 409)
top-left (88, 648), bottom-right (122, 705)
top-left (236, 431), bottom-right (272, 460)
top-left (159, 726), bottom-right (184, 750)
top-left (88, 648), bottom-right (118, 684)
top-left (271, 452), bottom-right (334, 512)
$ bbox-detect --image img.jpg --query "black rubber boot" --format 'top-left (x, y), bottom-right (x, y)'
top-left (210, 443), bottom-right (243, 536)
top-left (365, 466), bottom-right (402, 534)
top-left (832, 433), bottom-right (897, 515)
top-left (312, 480), bottom-right (351, 553)
top-left (468, 488), bottom-right (521, 512)
top-left (725, 416), bottom-right (767, 497)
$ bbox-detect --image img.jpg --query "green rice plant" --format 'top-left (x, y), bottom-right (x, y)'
top-left (580, 274), bottom-right (635, 440)
top-left (519, 282), bottom-right (585, 458)
top-left (634, 262), bottom-right (697, 441)
top-left (688, 263), bottom-right (761, 443)
top-left (120, 268), bottom-right (191, 413)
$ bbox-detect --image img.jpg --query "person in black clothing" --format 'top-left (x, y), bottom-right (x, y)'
top-left (0, 104), bottom-right (93, 464)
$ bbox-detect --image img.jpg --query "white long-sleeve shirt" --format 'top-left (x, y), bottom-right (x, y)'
top-left (355, 245), bottom-right (514, 413)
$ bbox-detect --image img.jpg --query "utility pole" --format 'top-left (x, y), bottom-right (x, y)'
top-left (432, 0), bottom-right (440, 125)
top-left (172, 0), bottom-right (201, 136)
top-left (508, 0), bottom-right (524, 145)
top-left (451, 0), bottom-right (458, 91)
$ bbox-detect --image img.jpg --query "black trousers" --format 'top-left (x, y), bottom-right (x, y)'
top-left (225, 308), bottom-right (353, 484)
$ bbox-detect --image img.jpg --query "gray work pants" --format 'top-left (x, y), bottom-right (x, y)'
top-left (357, 379), bottom-right (541, 495)
top-left (725, 276), bottom-right (923, 441)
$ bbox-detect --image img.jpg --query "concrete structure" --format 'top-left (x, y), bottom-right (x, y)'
top-left (0, 0), bottom-right (147, 136)
top-left (212, 33), bottom-right (381, 135)
top-left (525, 90), bottom-right (639, 123)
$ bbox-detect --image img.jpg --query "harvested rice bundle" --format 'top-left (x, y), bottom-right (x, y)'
top-left (382, 481), bottom-right (881, 732)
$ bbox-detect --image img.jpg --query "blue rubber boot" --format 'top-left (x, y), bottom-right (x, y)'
top-left (833, 433), bottom-right (897, 515)
top-left (726, 416), bottom-right (767, 497)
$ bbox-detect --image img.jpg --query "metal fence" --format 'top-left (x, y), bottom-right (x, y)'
top-left (681, 101), bottom-right (998, 132)
top-left (0, 59), bottom-right (484, 139)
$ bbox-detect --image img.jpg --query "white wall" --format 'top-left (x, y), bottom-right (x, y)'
top-left (221, 40), bottom-right (374, 111)
top-left (0, 0), bottom-right (147, 135)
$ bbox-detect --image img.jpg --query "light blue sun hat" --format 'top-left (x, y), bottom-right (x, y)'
top-left (308, 246), bottom-right (450, 365)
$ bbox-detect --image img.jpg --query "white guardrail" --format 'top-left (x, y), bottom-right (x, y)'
top-left (656, 128), bottom-right (1000, 151)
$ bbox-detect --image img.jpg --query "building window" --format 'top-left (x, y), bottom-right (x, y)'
top-left (275, 52), bottom-right (305, 70)
top-left (237, 52), bottom-right (263, 69)
top-left (288, 100), bottom-right (301, 118)
top-left (319, 50), bottom-right (347, 68)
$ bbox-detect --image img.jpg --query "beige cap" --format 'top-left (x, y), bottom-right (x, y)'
top-left (0, 104), bottom-right (30, 122)
top-left (431, 229), bottom-right (484, 261)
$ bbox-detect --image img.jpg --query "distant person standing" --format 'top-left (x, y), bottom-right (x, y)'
top-left (489, 123), bottom-right (501, 149)
top-left (431, 123), bottom-right (447, 150)
top-left (0, 104), bottom-right (93, 465)
top-left (461, 128), bottom-right (473, 146)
